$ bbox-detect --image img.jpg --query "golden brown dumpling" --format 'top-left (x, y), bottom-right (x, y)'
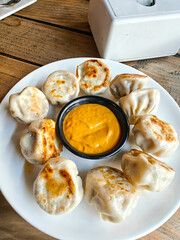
top-left (132, 115), bottom-right (179, 157)
top-left (43, 70), bottom-right (79, 105)
top-left (9, 86), bottom-right (49, 124)
top-left (110, 73), bottom-right (148, 98)
top-left (119, 88), bottom-right (160, 124)
top-left (76, 59), bottom-right (111, 95)
top-left (85, 166), bottom-right (140, 223)
top-left (33, 157), bottom-right (83, 214)
top-left (121, 149), bottom-right (175, 192)
top-left (20, 119), bottom-right (63, 164)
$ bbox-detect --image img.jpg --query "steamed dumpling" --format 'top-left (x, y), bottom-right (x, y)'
top-left (121, 149), bottom-right (175, 192)
top-left (33, 157), bottom-right (83, 214)
top-left (20, 119), bottom-right (63, 164)
top-left (110, 73), bottom-right (148, 98)
top-left (85, 166), bottom-right (140, 223)
top-left (43, 70), bottom-right (79, 105)
top-left (76, 59), bottom-right (111, 95)
top-left (119, 88), bottom-right (160, 124)
top-left (132, 115), bottom-right (179, 157)
top-left (9, 86), bottom-right (49, 124)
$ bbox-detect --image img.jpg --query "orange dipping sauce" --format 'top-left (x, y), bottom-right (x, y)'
top-left (63, 104), bottom-right (121, 154)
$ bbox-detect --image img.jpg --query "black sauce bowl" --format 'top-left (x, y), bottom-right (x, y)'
top-left (56, 96), bottom-right (129, 159)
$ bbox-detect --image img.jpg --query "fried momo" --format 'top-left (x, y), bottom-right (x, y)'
top-left (43, 70), bottom-right (79, 105)
top-left (33, 157), bottom-right (83, 214)
top-left (20, 119), bottom-right (63, 164)
top-left (119, 88), bottom-right (160, 124)
top-left (132, 115), bottom-right (179, 157)
top-left (110, 73), bottom-right (148, 98)
top-left (9, 86), bottom-right (49, 124)
top-left (121, 149), bottom-right (175, 192)
top-left (76, 59), bottom-right (111, 95)
top-left (85, 166), bottom-right (140, 223)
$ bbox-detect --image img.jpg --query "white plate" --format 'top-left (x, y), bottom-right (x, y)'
top-left (0, 58), bottom-right (180, 240)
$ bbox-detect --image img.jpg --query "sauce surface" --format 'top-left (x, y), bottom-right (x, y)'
top-left (63, 104), bottom-right (121, 154)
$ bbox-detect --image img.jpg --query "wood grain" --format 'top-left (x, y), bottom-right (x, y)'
top-left (126, 56), bottom-right (180, 106)
top-left (0, 193), bottom-right (52, 240)
top-left (15, 0), bottom-right (90, 32)
top-left (0, 15), bottom-right (99, 66)
top-left (0, 55), bottom-right (37, 102)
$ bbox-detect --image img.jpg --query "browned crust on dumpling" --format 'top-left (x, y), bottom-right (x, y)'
top-left (121, 148), bottom-right (175, 191)
top-left (77, 59), bottom-right (111, 94)
top-left (132, 115), bottom-right (179, 157)
top-left (20, 119), bottom-right (63, 164)
top-left (149, 115), bottom-right (176, 142)
top-left (109, 73), bottom-right (148, 98)
top-left (110, 74), bottom-right (148, 86)
top-left (41, 163), bottom-right (54, 179)
top-left (9, 86), bottom-right (49, 124)
top-left (59, 170), bottom-right (76, 195)
top-left (85, 166), bottom-right (140, 222)
top-left (43, 70), bottom-right (79, 105)
top-left (135, 115), bottom-right (177, 143)
top-left (87, 166), bottom-right (136, 195)
top-left (34, 157), bottom-right (83, 215)
top-left (40, 165), bottom-right (75, 199)
top-left (39, 119), bottom-right (63, 161)
top-left (128, 149), bottom-right (174, 172)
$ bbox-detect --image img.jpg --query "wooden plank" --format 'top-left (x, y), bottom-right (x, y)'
top-left (0, 16), bottom-right (99, 66)
top-left (15, 0), bottom-right (90, 32)
top-left (125, 56), bottom-right (180, 106)
top-left (0, 55), bottom-right (38, 102)
top-left (0, 193), bottom-right (52, 240)
top-left (142, 209), bottom-right (180, 240)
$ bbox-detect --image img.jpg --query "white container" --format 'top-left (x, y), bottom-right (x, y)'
top-left (88, 0), bottom-right (180, 61)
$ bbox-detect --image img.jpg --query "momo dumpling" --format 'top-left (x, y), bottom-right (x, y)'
top-left (132, 115), bottom-right (179, 157)
top-left (76, 59), bottom-right (111, 95)
top-left (110, 73), bottom-right (148, 98)
top-left (9, 86), bottom-right (49, 124)
top-left (20, 119), bottom-right (63, 164)
top-left (121, 149), bottom-right (175, 192)
top-left (33, 157), bottom-right (83, 214)
top-left (43, 70), bottom-right (79, 105)
top-left (85, 166), bottom-right (140, 223)
top-left (119, 88), bottom-right (160, 124)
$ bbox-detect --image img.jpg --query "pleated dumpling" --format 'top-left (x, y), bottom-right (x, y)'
top-left (76, 59), bottom-right (111, 95)
top-left (119, 88), bottom-right (160, 124)
top-left (132, 115), bottom-right (179, 157)
top-left (20, 119), bottom-right (63, 164)
top-left (9, 86), bottom-right (49, 124)
top-left (110, 73), bottom-right (148, 98)
top-left (33, 157), bottom-right (83, 214)
top-left (85, 166), bottom-right (140, 223)
top-left (121, 149), bottom-right (175, 192)
top-left (43, 70), bottom-right (79, 105)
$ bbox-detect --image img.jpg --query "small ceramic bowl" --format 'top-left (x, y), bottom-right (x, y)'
top-left (56, 96), bottom-right (129, 159)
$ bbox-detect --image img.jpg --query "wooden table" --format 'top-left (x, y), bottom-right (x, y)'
top-left (0, 0), bottom-right (180, 239)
